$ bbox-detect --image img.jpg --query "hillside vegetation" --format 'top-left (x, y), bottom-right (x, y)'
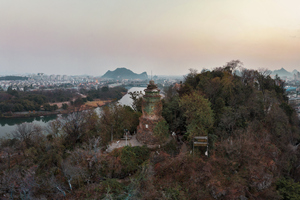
top-left (0, 61), bottom-right (300, 199)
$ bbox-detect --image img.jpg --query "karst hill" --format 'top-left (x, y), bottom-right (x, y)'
top-left (102, 68), bottom-right (148, 80)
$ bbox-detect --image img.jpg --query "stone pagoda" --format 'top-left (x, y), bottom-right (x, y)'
top-left (136, 80), bottom-right (164, 145)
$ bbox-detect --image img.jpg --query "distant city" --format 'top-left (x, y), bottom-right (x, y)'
top-left (0, 67), bottom-right (299, 117)
top-left (0, 68), bottom-right (184, 93)
top-left (268, 68), bottom-right (300, 116)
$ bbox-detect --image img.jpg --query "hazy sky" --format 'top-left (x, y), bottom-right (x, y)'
top-left (1, 0), bottom-right (300, 76)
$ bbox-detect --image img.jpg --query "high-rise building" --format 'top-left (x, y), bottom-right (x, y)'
top-left (50, 74), bottom-right (55, 81)
top-left (62, 75), bottom-right (68, 81)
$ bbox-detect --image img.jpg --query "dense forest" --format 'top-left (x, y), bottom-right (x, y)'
top-left (0, 76), bottom-right (28, 81)
top-left (81, 86), bottom-right (127, 101)
top-left (0, 89), bottom-right (78, 114)
top-left (0, 61), bottom-right (300, 199)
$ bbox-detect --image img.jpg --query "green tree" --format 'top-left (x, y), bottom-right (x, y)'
top-left (13, 103), bottom-right (24, 112)
top-left (101, 86), bottom-right (109, 92)
top-left (99, 103), bottom-right (139, 146)
top-left (153, 120), bottom-right (169, 143)
top-left (179, 91), bottom-right (214, 140)
top-left (62, 103), bottom-right (68, 110)
top-left (277, 178), bottom-right (300, 200)
top-left (43, 104), bottom-right (57, 111)
top-left (111, 145), bottom-right (150, 176)
top-left (7, 86), bottom-right (18, 96)
top-left (11, 123), bottom-right (42, 147)
top-left (74, 98), bottom-right (84, 107)
top-left (162, 86), bottom-right (186, 133)
top-left (129, 91), bottom-right (143, 113)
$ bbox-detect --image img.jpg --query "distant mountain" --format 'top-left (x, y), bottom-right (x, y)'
top-left (102, 68), bottom-right (148, 80)
top-left (271, 68), bottom-right (292, 77)
top-left (292, 69), bottom-right (299, 75)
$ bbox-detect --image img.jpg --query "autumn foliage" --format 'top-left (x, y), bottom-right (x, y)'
top-left (0, 61), bottom-right (300, 199)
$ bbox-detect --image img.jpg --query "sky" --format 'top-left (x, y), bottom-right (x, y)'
top-left (1, 0), bottom-right (300, 76)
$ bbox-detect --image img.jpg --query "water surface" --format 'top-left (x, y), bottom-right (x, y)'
top-left (0, 87), bottom-right (146, 137)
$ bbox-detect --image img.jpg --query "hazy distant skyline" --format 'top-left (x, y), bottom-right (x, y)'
top-left (1, 0), bottom-right (300, 76)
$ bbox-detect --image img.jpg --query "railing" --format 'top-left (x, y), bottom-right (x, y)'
top-left (193, 136), bottom-right (208, 156)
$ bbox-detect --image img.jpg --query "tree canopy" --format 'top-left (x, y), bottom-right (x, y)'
top-left (0, 61), bottom-right (299, 199)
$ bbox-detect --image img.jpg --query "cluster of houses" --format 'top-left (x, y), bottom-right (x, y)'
top-left (0, 73), bottom-right (183, 93)
top-left (285, 83), bottom-right (300, 118)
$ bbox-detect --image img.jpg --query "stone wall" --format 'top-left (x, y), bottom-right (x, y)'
top-left (136, 116), bottom-right (163, 145)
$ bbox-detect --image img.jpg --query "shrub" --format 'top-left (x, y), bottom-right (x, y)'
top-left (153, 120), bottom-right (169, 143)
top-left (62, 103), bottom-right (68, 110)
top-left (277, 177), bottom-right (300, 200)
top-left (101, 178), bottom-right (124, 194)
top-left (110, 145), bottom-right (150, 177)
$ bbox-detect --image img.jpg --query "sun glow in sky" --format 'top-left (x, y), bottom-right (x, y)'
top-left (0, 0), bottom-right (300, 75)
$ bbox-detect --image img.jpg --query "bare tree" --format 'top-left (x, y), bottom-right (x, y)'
top-left (223, 60), bottom-right (243, 73)
top-left (0, 170), bottom-right (20, 198)
top-left (1, 146), bottom-right (14, 170)
top-left (19, 167), bottom-right (38, 200)
top-left (257, 68), bottom-right (272, 95)
top-left (46, 119), bottom-right (63, 138)
top-left (241, 68), bottom-right (256, 86)
top-left (48, 175), bottom-right (67, 197)
top-left (128, 91), bottom-right (143, 112)
top-left (83, 136), bottom-right (102, 169)
top-left (0, 168), bottom-right (37, 200)
top-left (61, 160), bottom-right (88, 192)
top-left (11, 123), bottom-right (42, 147)
top-left (61, 111), bottom-right (87, 147)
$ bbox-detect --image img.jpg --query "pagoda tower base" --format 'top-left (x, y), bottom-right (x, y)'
top-left (136, 116), bottom-right (163, 145)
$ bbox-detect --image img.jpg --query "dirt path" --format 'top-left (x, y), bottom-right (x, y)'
top-left (179, 142), bottom-right (188, 157)
top-left (106, 135), bottom-right (174, 152)
top-left (106, 135), bottom-right (143, 152)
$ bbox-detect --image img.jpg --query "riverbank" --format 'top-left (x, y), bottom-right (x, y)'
top-left (0, 111), bottom-right (60, 119)
top-left (0, 87), bottom-right (145, 137)
top-left (0, 99), bottom-right (112, 119)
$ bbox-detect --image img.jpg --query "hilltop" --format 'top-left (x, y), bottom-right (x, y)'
top-left (271, 68), bottom-right (299, 77)
top-left (272, 68), bottom-right (292, 77)
top-left (292, 69), bottom-right (300, 75)
top-left (102, 68), bottom-right (148, 79)
top-left (1, 61), bottom-right (300, 199)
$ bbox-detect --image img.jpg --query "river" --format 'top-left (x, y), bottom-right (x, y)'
top-left (0, 87), bottom-right (145, 138)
